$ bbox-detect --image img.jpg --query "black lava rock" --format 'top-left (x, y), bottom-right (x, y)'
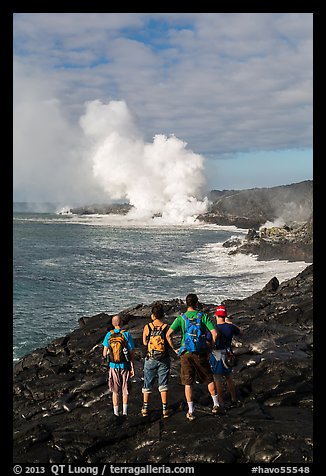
top-left (13, 266), bottom-right (313, 464)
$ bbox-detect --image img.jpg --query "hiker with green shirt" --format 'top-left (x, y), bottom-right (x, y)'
top-left (166, 293), bottom-right (223, 421)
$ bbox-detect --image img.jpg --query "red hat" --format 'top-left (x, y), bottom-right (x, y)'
top-left (215, 305), bottom-right (227, 317)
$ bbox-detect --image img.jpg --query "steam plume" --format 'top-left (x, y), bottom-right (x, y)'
top-left (80, 100), bottom-right (208, 223)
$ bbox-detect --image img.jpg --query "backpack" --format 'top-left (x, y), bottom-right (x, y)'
top-left (179, 312), bottom-right (207, 354)
top-left (107, 330), bottom-right (129, 364)
top-left (221, 347), bottom-right (237, 369)
top-left (147, 323), bottom-right (168, 359)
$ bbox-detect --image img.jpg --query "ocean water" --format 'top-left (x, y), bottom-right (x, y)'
top-left (13, 212), bottom-right (311, 362)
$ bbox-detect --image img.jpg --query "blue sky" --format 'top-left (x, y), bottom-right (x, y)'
top-left (13, 13), bottom-right (313, 203)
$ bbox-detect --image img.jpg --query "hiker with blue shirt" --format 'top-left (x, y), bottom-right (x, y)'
top-left (102, 315), bottom-right (135, 417)
top-left (166, 293), bottom-right (223, 421)
top-left (208, 305), bottom-right (242, 408)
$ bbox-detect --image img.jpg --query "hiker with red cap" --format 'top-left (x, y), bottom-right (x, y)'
top-left (208, 304), bottom-right (242, 408)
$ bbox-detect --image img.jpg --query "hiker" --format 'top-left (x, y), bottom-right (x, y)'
top-left (102, 314), bottom-right (135, 417)
top-left (209, 305), bottom-right (242, 407)
top-left (141, 303), bottom-right (172, 418)
top-left (166, 293), bottom-right (222, 421)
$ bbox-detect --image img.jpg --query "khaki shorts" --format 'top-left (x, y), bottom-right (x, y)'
top-left (108, 367), bottom-right (130, 395)
top-left (180, 352), bottom-right (214, 385)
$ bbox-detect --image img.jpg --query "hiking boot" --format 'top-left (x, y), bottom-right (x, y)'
top-left (162, 409), bottom-right (172, 418)
top-left (186, 412), bottom-right (196, 421)
top-left (141, 406), bottom-right (149, 416)
top-left (212, 405), bottom-right (226, 415)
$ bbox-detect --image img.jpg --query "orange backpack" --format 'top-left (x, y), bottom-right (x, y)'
top-left (147, 323), bottom-right (168, 359)
top-left (108, 330), bottom-right (129, 363)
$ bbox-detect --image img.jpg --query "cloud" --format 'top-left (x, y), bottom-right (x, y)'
top-left (13, 60), bottom-right (107, 203)
top-left (13, 13), bottom-right (313, 201)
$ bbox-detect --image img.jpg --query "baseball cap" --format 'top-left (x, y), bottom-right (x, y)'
top-left (215, 305), bottom-right (227, 317)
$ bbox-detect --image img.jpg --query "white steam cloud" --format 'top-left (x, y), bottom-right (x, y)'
top-left (80, 100), bottom-right (208, 224)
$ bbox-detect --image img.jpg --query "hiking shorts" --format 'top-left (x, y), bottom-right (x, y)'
top-left (108, 367), bottom-right (130, 395)
top-left (210, 351), bottom-right (232, 376)
top-left (142, 357), bottom-right (170, 393)
top-left (180, 352), bottom-right (214, 385)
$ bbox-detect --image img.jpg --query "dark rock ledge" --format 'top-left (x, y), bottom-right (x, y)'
top-left (222, 220), bottom-right (313, 263)
top-left (13, 265), bottom-right (313, 464)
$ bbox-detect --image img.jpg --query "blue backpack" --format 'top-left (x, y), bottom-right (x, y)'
top-left (178, 312), bottom-right (207, 355)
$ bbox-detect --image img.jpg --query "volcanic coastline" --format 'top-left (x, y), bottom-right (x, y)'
top-left (13, 264), bottom-right (313, 464)
top-left (13, 179), bottom-right (314, 464)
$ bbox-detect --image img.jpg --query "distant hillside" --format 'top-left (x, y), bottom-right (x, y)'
top-left (199, 180), bottom-right (313, 229)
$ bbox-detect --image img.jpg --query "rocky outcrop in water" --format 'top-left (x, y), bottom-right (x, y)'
top-left (224, 218), bottom-right (313, 263)
top-left (69, 203), bottom-right (132, 215)
top-left (13, 265), bottom-right (313, 464)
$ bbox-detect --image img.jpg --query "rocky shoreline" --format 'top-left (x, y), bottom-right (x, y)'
top-left (222, 219), bottom-right (313, 263)
top-left (13, 265), bottom-right (313, 464)
top-left (197, 180), bottom-right (313, 263)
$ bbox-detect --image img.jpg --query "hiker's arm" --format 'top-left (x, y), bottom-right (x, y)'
top-left (142, 326), bottom-right (149, 346)
top-left (102, 346), bottom-right (108, 358)
top-left (210, 328), bottom-right (217, 346)
top-left (166, 328), bottom-right (178, 354)
top-left (129, 349), bottom-right (135, 377)
top-left (206, 331), bottom-right (214, 349)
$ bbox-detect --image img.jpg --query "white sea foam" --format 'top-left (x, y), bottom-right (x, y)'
top-left (160, 240), bottom-right (310, 304)
top-left (21, 212), bottom-right (250, 233)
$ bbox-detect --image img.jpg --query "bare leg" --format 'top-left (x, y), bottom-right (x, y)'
top-left (143, 392), bottom-right (150, 404)
top-left (112, 391), bottom-right (119, 415)
top-left (207, 381), bottom-right (217, 396)
top-left (112, 392), bottom-right (119, 407)
top-left (160, 390), bottom-right (167, 405)
top-left (184, 384), bottom-right (195, 415)
top-left (122, 393), bottom-right (128, 405)
top-left (185, 385), bottom-right (192, 402)
top-left (225, 375), bottom-right (237, 401)
top-left (214, 377), bottom-right (225, 406)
